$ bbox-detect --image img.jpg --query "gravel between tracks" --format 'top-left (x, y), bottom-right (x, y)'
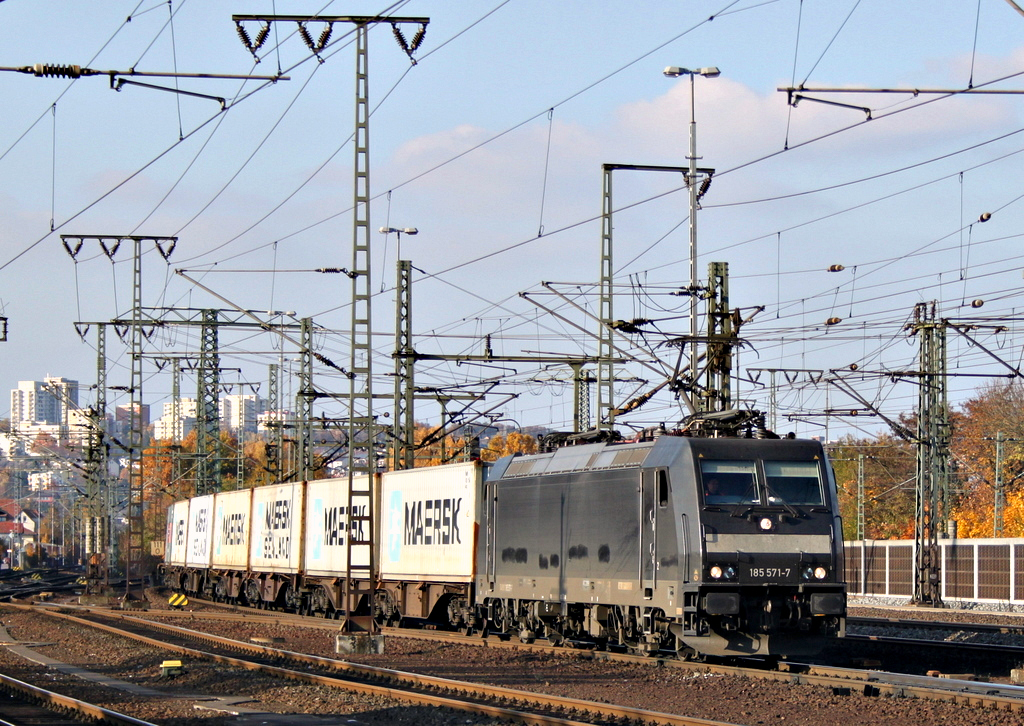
top-left (2, 601), bottom-right (1023, 726)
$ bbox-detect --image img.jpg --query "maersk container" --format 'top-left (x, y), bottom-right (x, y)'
top-left (380, 461), bottom-right (485, 583)
top-left (250, 482), bottom-right (304, 573)
top-left (303, 476), bottom-right (373, 577)
top-left (211, 488), bottom-right (253, 570)
top-left (165, 499), bottom-right (191, 568)
top-left (184, 494), bottom-right (215, 569)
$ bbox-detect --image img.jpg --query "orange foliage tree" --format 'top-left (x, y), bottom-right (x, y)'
top-left (829, 432), bottom-right (916, 541)
top-left (480, 431), bottom-right (538, 462)
top-left (948, 381), bottom-right (1024, 537)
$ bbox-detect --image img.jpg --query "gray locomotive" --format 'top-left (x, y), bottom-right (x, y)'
top-left (162, 431), bottom-right (846, 660)
top-left (478, 433), bottom-right (846, 658)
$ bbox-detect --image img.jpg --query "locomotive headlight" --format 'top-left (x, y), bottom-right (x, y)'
top-left (802, 566), bottom-right (814, 580)
top-left (814, 566), bottom-right (828, 580)
top-left (710, 565), bottom-right (724, 579)
top-left (724, 566), bottom-right (736, 580)
top-left (759, 517), bottom-right (774, 531)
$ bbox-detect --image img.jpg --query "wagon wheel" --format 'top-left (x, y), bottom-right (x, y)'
top-left (244, 579), bottom-right (262, 606)
top-left (373, 589), bottom-right (399, 626)
top-left (309, 586), bottom-right (331, 617)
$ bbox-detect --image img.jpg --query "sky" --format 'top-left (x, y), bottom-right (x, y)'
top-left (3, 0), bottom-right (1024, 443)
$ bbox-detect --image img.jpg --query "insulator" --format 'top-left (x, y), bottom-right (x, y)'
top-left (849, 363), bottom-right (858, 371)
top-left (236, 22), bottom-right (253, 49)
top-left (828, 264), bottom-right (845, 272)
top-left (33, 63), bottom-right (82, 78)
top-left (392, 24), bottom-right (409, 52)
top-left (317, 24), bottom-right (333, 50)
top-left (298, 23), bottom-right (316, 53)
top-left (697, 176), bottom-right (712, 199)
top-left (253, 24), bottom-right (270, 52)
top-left (825, 317), bottom-right (842, 326)
top-left (410, 25), bottom-right (427, 52)
top-left (979, 211), bottom-right (992, 222)
top-left (972, 299), bottom-right (984, 308)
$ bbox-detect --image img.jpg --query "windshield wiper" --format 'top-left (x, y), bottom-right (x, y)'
top-left (762, 482), bottom-right (803, 519)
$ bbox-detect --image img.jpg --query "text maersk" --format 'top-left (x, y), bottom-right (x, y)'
top-left (404, 497), bottom-right (462, 545)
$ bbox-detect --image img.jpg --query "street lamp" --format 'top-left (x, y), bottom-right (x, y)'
top-left (663, 66), bottom-right (719, 407)
top-left (379, 226), bottom-right (418, 261)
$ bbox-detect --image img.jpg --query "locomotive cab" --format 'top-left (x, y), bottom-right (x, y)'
top-left (678, 437), bottom-right (846, 657)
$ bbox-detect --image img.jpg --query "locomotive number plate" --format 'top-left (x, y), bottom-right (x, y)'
top-left (748, 567), bottom-right (792, 579)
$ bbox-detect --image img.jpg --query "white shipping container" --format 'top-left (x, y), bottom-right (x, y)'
top-left (250, 482), bottom-right (304, 573)
top-left (165, 500), bottom-right (190, 567)
top-left (303, 477), bottom-right (372, 577)
top-left (380, 462), bottom-right (484, 583)
top-left (211, 488), bottom-right (253, 570)
top-left (184, 494), bottom-right (215, 568)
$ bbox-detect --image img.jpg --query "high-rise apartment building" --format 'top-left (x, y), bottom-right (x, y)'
top-left (10, 377), bottom-right (78, 427)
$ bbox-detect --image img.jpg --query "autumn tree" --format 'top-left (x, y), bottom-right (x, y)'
top-left (480, 430), bottom-right (538, 462)
top-left (948, 381), bottom-right (1024, 537)
top-left (829, 433), bottom-right (916, 540)
top-left (409, 422), bottom-right (473, 467)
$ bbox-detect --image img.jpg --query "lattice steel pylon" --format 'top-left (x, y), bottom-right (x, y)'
top-left (910, 301), bottom-right (948, 607)
top-left (266, 362), bottom-right (282, 484)
top-left (597, 164), bottom-right (697, 429)
top-left (195, 309), bottom-right (221, 497)
top-left (62, 234), bottom-right (176, 600)
top-left (393, 260), bottom-right (415, 470)
top-left (85, 323), bottom-right (109, 591)
top-left (570, 362), bottom-right (593, 433)
top-left (704, 261), bottom-right (733, 412)
top-left (296, 317), bottom-right (314, 481)
top-left (597, 166), bottom-right (615, 431)
top-left (231, 12), bottom-right (428, 633)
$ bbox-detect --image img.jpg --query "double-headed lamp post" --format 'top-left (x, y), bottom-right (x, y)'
top-left (663, 66), bottom-right (719, 404)
top-left (379, 226), bottom-right (418, 261)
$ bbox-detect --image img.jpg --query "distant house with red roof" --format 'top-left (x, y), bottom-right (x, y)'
top-left (0, 499), bottom-right (38, 540)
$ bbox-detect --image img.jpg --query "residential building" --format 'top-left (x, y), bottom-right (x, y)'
top-left (10, 377), bottom-right (78, 427)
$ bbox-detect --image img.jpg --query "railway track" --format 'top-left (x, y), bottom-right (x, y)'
top-left (20, 600), bottom-right (1024, 716)
top-left (0, 668), bottom-right (156, 726)
top-left (845, 614), bottom-right (1024, 664)
top-left (7, 603), bottom-right (740, 726)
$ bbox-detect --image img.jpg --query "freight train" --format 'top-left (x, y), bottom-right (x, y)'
top-left (161, 432), bottom-right (846, 659)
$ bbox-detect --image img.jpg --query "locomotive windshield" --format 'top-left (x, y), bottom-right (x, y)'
top-left (700, 461), bottom-right (759, 504)
top-left (763, 461), bottom-right (824, 506)
top-left (701, 459), bottom-right (824, 507)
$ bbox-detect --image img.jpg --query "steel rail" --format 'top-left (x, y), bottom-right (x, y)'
top-left (34, 602), bottom-right (1024, 712)
top-left (34, 601), bottom-right (1024, 714)
top-left (73, 599), bottom-right (1024, 704)
top-left (0, 669), bottom-right (157, 725)
top-left (850, 615), bottom-right (1024, 636)
top-left (13, 605), bottom-right (738, 726)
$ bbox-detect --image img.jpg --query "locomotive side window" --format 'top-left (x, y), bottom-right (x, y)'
top-left (763, 461), bottom-right (823, 506)
top-left (700, 461), bottom-right (758, 504)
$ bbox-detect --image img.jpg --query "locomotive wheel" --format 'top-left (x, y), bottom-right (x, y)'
top-left (677, 645), bottom-right (701, 662)
top-left (491, 599), bottom-right (513, 634)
